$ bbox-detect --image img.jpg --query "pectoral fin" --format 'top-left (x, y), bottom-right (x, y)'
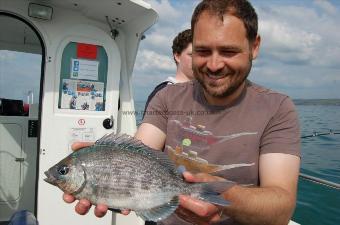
top-left (197, 181), bottom-right (235, 206)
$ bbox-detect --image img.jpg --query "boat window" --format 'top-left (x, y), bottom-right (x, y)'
top-left (58, 42), bottom-right (108, 111)
top-left (0, 12), bottom-right (43, 221)
top-left (0, 14), bottom-right (42, 116)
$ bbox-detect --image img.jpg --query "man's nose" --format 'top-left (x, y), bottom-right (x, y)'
top-left (206, 53), bottom-right (224, 72)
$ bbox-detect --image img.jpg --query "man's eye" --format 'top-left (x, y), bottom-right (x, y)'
top-left (194, 49), bottom-right (210, 56)
top-left (221, 51), bottom-right (238, 57)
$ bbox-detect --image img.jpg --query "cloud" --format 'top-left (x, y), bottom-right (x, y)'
top-left (0, 50), bottom-right (16, 61)
top-left (314, 0), bottom-right (337, 15)
top-left (141, 0), bottom-right (194, 54)
top-left (133, 0), bottom-right (340, 100)
top-left (251, 64), bottom-right (340, 100)
top-left (146, 0), bottom-right (181, 24)
top-left (0, 52), bottom-right (41, 101)
top-left (141, 31), bottom-right (173, 56)
top-left (135, 49), bottom-right (174, 73)
top-left (133, 0), bottom-right (196, 100)
top-left (133, 47), bottom-right (176, 101)
top-left (257, 4), bottom-right (340, 68)
top-left (259, 20), bottom-right (321, 64)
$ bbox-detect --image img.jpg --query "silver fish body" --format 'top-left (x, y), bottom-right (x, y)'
top-left (44, 133), bottom-right (230, 221)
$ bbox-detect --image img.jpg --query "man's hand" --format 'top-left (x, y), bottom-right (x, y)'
top-left (177, 172), bottom-right (232, 224)
top-left (62, 142), bottom-right (130, 217)
top-left (178, 153), bottom-right (300, 225)
top-left (63, 195), bottom-right (109, 217)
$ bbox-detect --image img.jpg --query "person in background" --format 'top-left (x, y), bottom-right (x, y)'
top-left (143, 29), bottom-right (193, 118)
top-left (8, 210), bottom-right (38, 225)
top-left (64, 0), bottom-right (301, 224)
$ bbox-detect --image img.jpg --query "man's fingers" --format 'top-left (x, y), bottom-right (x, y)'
top-left (182, 171), bottom-right (225, 183)
top-left (179, 195), bottom-right (218, 217)
top-left (120, 209), bottom-right (131, 215)
top-left (75, 199), bottom-right (91, 215)
top-left (71, 142), bottom-right (93, 151)
top-left (94, 204), bottom-right (108, 217)
top-left (63, 193), bottom-right (75, 203)
top-left (175, 207), bottom-right (210, 225)
top-left (64, 194), bottom-right (126, 218)
top-left (182, 171), bottom-right (197, 182)
top-left (209, 211), bottom-right (223, 223)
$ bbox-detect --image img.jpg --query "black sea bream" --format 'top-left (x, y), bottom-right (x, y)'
top-left (44, 133), bottom-right (230, 221)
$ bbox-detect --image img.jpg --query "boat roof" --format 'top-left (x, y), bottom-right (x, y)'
top-left (48, 0), bottom-right (155, 27)
top-left (0, 0), bottom-right (158, 53)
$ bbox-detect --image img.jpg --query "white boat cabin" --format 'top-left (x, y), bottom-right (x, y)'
top-left (0, 0), bottom-right (157, 224)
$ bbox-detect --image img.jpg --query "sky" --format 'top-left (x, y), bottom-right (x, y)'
top-left (132, 0), bottom-right (340, 101)
top-left (1, 0), bottom-right (340, 103)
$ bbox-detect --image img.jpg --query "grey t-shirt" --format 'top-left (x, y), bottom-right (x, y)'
top-left (142, 80), bottom-right (300, 225)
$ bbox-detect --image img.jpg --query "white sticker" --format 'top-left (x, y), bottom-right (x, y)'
top-left (68, 128), bottom-right (96, 151)
top-left (71, 58), bottom-right (99, 81)
top-left (61, 79), bottom-right (104, 111)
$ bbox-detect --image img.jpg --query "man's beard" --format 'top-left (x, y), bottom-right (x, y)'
top-left (194, 60), bottom-right (251, 99)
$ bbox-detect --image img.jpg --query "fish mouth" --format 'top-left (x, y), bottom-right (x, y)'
top-left (44, 171), bottom-right (57, 185)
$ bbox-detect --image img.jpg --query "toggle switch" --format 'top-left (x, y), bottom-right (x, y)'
top-left (103, 117), bottom-right (114, 129)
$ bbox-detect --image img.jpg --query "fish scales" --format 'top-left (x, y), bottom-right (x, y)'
top-left (76, 145), bottom-right (186, 207)
top-left (44, 133), bottom-right (231, 221)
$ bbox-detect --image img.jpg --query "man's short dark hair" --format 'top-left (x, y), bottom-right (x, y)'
top-left (191, 0), bottom-right (258, 43)
top-left (172, 29), bottom-right (192, 64)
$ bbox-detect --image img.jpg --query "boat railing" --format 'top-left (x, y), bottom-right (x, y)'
top-left (299, 129), bottom-right (340, 190)
top-left (299, 173), bottom-right (340, 190)
top-left (301, 129), bottom-right (340, 138)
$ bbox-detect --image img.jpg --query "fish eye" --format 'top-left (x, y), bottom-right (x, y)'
top-left (57, 165), bottom-right (69, 175)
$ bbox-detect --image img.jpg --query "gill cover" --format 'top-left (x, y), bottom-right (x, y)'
top-left (56, 164), bottom-right (86, 195)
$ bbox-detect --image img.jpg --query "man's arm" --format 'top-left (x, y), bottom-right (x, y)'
top-left (180, 153), bottom-right (300, 225)
top-left (135, 123), bottom-right (166, 150)
top-left (223, 153), bottom-right (300, 225)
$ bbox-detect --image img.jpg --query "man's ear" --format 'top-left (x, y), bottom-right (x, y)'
top-left (251, 35), bottom-right (261, 60)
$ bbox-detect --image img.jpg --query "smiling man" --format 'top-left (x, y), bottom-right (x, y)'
top-left (138, 0), bottom-right (301, 224)
top-left (64, 0), bottom-right (301, 225)
top-left (192, 9), bottom-right (255, 105)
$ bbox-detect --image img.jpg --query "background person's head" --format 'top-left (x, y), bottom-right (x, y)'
top-left (172, 29), bottom-right (194, 81)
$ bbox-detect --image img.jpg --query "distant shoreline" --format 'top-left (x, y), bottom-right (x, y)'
top-left (293, 99), bottom-right (340, 106)
top-left (136, 99), bottom-right (340, 106)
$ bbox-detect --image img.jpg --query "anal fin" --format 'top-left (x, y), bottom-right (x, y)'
top-left (136, 196), bottom-right (179, 222)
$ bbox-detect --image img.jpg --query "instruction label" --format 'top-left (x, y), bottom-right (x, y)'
top-left (71, 58), bottom-right (99, 81)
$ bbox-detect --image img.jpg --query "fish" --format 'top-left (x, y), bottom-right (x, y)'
top-left (44, 133), bottom-right (232, 222)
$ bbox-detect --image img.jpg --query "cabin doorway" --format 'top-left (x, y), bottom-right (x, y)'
top-left (0, 12), bottom-right (44, 223)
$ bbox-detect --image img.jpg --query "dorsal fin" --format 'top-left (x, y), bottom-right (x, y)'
top-left (95, 133), bottom-right (146, 151)
top-left (95, 133), bottom-right (180, 177)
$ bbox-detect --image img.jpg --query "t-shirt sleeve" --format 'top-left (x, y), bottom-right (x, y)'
top-left (141, 88), bottom-right (168, 134)
top-left (142, 81), bottom-right (170, 120)
top-left (260, 97), bottom-right (301, 157)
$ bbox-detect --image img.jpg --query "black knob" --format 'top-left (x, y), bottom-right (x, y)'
top-left (103, 118), bottom-right (113, 129)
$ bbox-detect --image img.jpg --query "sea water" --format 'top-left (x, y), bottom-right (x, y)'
top-left (293, 104), bottom-right (340, 225)
top-left (134, 100), bottom-right (340, 225)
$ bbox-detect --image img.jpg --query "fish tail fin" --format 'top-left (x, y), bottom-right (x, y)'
top-left (196, 181), bottom-right (235, 206)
